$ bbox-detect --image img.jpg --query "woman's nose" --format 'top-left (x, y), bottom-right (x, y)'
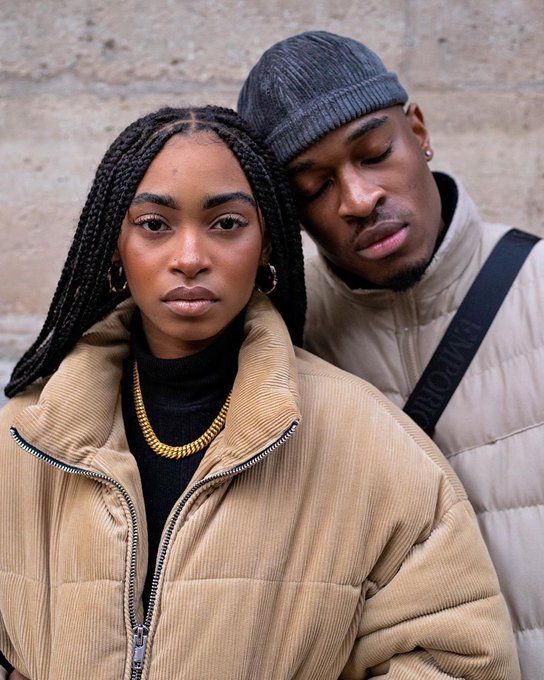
top-left (169, 228), bottom-right (211, 278)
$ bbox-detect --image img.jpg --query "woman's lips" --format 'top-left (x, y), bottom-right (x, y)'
top-left (164, 299), bottom-right (217, 316)
top-left (162, 286), bottom-right (218, 317)
top-left (355, 223), bottom-right (409, 261)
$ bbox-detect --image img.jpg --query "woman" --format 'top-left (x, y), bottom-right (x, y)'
top-left (0, 107), bottom-right (518, 679)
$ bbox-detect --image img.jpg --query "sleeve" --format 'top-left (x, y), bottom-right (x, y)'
top-left (341, 498), bottom-right (520, 679)
top-left (0, 647), bottom-right (13, 676)
top-left (1, 588), bottom-right (14, 677)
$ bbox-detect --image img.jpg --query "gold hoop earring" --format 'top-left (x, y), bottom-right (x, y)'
top-left (256, 263), bottom-right (277, 295)
top-left (107, 263), bottom-right (128, 294)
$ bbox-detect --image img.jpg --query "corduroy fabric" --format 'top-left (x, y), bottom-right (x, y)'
top-left (304, 173), bottom-right (544, 679)
top-left (0, 294), bottom-right (519, 679)
top-left (237, 31), bottom-right (408, 164)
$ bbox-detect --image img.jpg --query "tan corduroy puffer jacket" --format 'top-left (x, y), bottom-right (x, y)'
top-left (0, 294), bottom-right (518, 680)
top-left (305, 172), bottom-right (543, 679)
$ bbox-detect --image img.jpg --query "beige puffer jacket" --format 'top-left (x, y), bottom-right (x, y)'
top-left (305, 172), bottom-right (543, 679)
top-left (0, 294), bottom-right (518, 679)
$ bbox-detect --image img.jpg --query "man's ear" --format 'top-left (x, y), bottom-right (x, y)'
top-left (405, 103), bottom-right (431, 150)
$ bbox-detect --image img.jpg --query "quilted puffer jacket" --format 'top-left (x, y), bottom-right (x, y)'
top-left (0, 293), bottom-right (518, 679)
top-left (305, 172), bottom-right (543, 679)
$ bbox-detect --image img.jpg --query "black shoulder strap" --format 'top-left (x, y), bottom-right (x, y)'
top-left (403, 229), bottom-right (540, 436)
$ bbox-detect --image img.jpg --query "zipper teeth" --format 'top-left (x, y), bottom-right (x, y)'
top-left (144, 420), bottom-right (299, 626)
top-left (9, 427), bottom-right (141, 629)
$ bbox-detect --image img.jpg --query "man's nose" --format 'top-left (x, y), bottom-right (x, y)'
top-left (169, 227), bottom-right (211, 278)
top-left (337, 168), bottom-right (385, 219)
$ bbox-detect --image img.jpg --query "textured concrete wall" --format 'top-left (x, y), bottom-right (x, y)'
top-left (1, 0), bottom-right (543, 397)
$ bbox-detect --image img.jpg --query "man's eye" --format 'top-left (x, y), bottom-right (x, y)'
top-left (363, 143), bottom-right (393, 165)
top-left (303, 179), bottom-right (333, 203)
top-left (213, 215), bottom-right (248, 231)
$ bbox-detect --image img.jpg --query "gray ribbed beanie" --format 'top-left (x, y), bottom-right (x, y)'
top-left (238, 31), bottom-right (408, 165)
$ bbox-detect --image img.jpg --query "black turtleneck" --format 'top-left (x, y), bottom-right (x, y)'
top-left (121, 312), bottom-right (244, 609)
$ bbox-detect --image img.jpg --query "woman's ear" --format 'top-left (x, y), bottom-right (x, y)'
top-left (107, 247), bottom-right (128, 294)
top-left (260, 236), bottom-right (272, 265)
top-left (256, 205), bottom-right (271, 264)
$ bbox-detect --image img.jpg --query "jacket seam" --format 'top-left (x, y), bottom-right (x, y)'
top-left (362, 591), bottom-right (501, 637)
top-left (475, 500), bottom-right (544, 516)
top-left (447, 419), bottom-right (544, 459)
top-left (297, 369), bottom-right (372, 386)
top-left (412, 651), bottom-right (464, 679)
top-left (159, 575), bottom-right (360, 588)
top-left (0, 570), bottom-right (122, 587)
top-left (516, 624), bottom-right (544, 635)
top-left (6, 572), bottom-right (368, 591)
top-left (367, 499), bottom-right (470, 593)
top-left (414, 498), bottom-right (469, 545)
top-left (462, 337), bottom-right (544, 380)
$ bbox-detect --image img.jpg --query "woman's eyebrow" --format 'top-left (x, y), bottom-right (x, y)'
top-left (202, 192), bottom-right (256, 210)
top-left (131, 192), bottom-right (180, 209)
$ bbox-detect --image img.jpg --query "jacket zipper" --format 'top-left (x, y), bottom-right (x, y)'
top-left (133, 419), bottom-right (299, 679)
top-left (9, 427), bottom-right (142, 634)
top-left (10, 420), bottom-right (298, 680)
top-left (398, 291), bottom-right (421, 393)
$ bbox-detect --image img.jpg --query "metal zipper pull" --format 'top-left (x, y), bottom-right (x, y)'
top-left (132, 624), bottom-right (149, 671)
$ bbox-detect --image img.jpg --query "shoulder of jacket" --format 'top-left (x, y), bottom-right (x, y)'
top-left (481, 222), bottom-right (544, 290)
top-left (0, 384), bottom-right (43, 438)
top-left (293, 347), bottom-right (468, 508)
top-left (519, 231), bottom-right (544, 277)
top-left (295, 345), bottom-right (368, 382)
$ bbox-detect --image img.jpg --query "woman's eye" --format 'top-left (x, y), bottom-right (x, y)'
top-left (213, 215), bottom-right (248, 231)
top-left (136, 218), bottom-right (169, 232)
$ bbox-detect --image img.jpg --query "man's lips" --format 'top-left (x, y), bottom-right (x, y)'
top-left (354, 222), bottom-right (410, 261)
top-left (355, 221), bottom-right (407, 250)
top-left (162, 286), bottom-right (218, 302)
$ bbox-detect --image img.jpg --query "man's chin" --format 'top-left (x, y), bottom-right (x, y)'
top-left (327, 255), bottom-right (431, 292)
top-left (377, 259), bottom-right (430, 292)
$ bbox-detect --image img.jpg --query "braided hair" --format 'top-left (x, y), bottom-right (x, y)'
top-left (6, 106), bottom-right (306, 398)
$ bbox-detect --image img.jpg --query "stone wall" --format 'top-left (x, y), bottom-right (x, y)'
top-left (1, 0), bottom-right (543, 399)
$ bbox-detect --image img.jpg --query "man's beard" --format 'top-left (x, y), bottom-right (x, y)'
top-left (329, 256), bottom-right (431, 293)
top-left (381, 258), bottom-right (430, 292)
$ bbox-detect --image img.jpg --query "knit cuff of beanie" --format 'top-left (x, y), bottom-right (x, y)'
top-left (266, 73), bottom-right (408, 165)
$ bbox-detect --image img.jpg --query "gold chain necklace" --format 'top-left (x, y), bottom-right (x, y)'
top-left (132, 361), bottom-right (231, 460)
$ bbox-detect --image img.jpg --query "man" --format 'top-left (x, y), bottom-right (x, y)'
top-left (239, 31), bottom-right (544, 678)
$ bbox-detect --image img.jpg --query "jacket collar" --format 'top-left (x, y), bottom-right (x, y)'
top-left (12, 293), bottom-right (301, 477)
top-left (315, 172), bottom-right (484, 306)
